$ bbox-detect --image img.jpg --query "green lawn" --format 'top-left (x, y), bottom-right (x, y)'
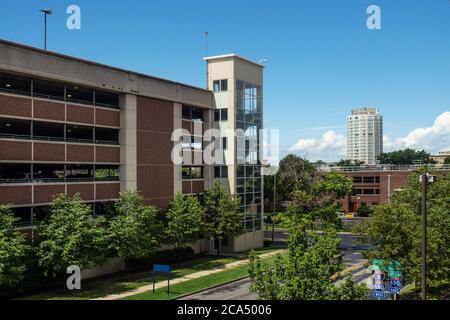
top-left (23, 255), bottom-right (240, 300)
top-left (23, 248), bottom-right (282, 301)
top-left (122, 254), bottom-right (281, 300)
top-left (400, 283), bottom-right (450, 300)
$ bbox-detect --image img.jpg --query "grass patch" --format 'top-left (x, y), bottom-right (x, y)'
top-left (400, 283), bottom-right (450, 300)
top-left (22, 255), bottom-right (240, 300)
top-left (22, 249), bottom-right (283, 301)
top-left (122, 254), bottom-right (282, 300)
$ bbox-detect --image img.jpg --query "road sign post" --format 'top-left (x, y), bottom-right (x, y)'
top-left (153, 264), bottom-right (171, 295)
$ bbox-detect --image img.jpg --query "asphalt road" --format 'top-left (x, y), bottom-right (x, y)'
top-left (180, 233), bottom-right (372, 301)
top-left (179, 278), bottom-right (257, 300)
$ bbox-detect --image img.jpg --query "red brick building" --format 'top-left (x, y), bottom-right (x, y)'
top-left (323, 165), bottom-right (450, 213)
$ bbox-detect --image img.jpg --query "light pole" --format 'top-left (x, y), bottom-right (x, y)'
top-left (420, 173), bottom-right (434, 301)
top-left (262, 162), bottom-right (278, 244)
top-left (40, 9), bottom-right (53, 50)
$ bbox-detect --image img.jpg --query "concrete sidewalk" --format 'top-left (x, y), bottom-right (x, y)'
top-left (92, 250), bottom-right (287, 300)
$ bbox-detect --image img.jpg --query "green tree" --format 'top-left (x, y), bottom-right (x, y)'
top-left (107, 191), bottom-right (162, 274)
top-left (0, 206), bottom-right (29, 288)
top-left (356, 171), bottom-right (450, 291)
top-left (203, 182), bottom-right (242, 256)
top-left (249, 219), bottom-right (367, 300)
top-left (444, 156), bottom-right (450, 165)
top-left (378, 149), bottom-right (435, 165)
top-left (335, 159), bottom-right (365, 167)
top-left (36, 194), bottom-right (107, 277)
top-left (165, 193), bottom-right (204, 253)
top-left (276, 155), bottom-right (318, 202)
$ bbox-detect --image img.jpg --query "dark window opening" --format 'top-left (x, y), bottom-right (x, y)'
top-left (95, 127), bottom-right (119, 144)
top-left (191, 108), bottom-right (204, 122)
top-left (33, 206), bottom-right (50, 223)
top-left (66, 124), bottom-right (93, 143)
top-left (363, 177), bottom-right (375, 184)
top-left (214, 110), bottom-right (220, 121)
top-left (221, 109), bottom-right (228, 121)
top-left (95, 165), bottom-right (119, 181)
top-left (95, 90), bottom-right (119, 108)
top-left (214, 166), bottom-right (228, 179)
top-left (182, 166), bottom-right (204, 180)
top-left (33, 121), bottom-right (64, 141)
top-left (66, 165), bottom-right (94, 181)
top-left (353, 177), bottom-right (362, 184)
top-left (0, 118), bottom-right (31, 139)
top-left (33, 164), bottom-right (65, 182)
top-left (94, 202), bottom-right (115, 216)
top-left (0, 164), bottom-right (31, 183)
top-left (0, 73), bottom-right (31, 96)
top-left (66, 85), bottom-right (94, 105)
top-left (213, 79), bottom-right (228, 92)
top-left (33, 80), bottom-right (65, 100)
top-left (182, 106), bottom-right (204, 121)
top-left (12, 207), bottom-right (32, 227)
top-left (182, 106), bottom-right (191, 120)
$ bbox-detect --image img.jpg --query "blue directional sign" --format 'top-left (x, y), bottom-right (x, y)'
top-left (152, 264), bottom-right (171, 295)
top-left (154, 264), bottom-right (170, 273)
top-left (373, 290), bottom-right (385, 299)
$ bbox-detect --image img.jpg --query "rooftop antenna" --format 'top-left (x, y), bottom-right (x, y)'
top-left (39, 9), bottom-right (53, 50)
top-left (205, 31), bottom-right (209, 89)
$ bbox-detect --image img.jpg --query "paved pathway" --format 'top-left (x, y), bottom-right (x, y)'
top-left (92, 250), bottom-right (287, 300)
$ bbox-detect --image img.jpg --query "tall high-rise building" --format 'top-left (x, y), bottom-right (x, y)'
top-left (347, 108), bottom-right (383, 165)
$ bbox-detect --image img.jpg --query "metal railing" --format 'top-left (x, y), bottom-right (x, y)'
top-left (320, 164), bottom-right (450, 173)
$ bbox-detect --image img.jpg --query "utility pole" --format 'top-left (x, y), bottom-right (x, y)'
top-left (272, 173), bottom-right (276, 244)
top-left (205, 32), bottom-right (209, 89)
top-left (420, 173), bottom-right (428, 301)
top-left (40, 9), bottom-right (53, 50)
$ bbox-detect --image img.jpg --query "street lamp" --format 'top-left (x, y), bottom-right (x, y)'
top-left (419, 173), bottom-right (435, 300)
top-left (262, 161), bottom-right (278, 244)
top-left (39, 9), bottom-right (53, 50)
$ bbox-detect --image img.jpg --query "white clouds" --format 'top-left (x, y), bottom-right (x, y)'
top-left (289, 130), bottom-right (346, 161)
top-left (384, 111), bottom-right (450, 153)
top-left (288, 112), bottom-right (450, 162)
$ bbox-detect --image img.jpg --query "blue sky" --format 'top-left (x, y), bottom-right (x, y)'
top-left (1, 0), bottom-right (449, 161)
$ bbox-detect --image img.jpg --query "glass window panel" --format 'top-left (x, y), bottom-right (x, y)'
top-left (221, 109), bottom-right (228, 121)
top-left (221, 79), bottom-right (228, 91)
